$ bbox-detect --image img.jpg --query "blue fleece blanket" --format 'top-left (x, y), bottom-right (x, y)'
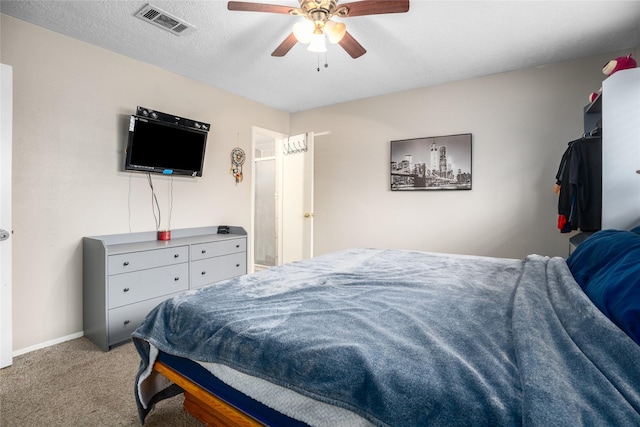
top-left (133, 248), bottom-right (640, 426)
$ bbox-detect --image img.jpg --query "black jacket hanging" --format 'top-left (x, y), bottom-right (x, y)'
top-left (555, 136), bottom-right (602, 233)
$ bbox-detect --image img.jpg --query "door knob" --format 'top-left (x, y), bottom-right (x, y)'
top-left (304, 212), bottom-right (314, 218)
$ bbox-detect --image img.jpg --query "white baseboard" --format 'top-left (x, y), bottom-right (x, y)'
top-left (13, 332), bottom-right (84, 357)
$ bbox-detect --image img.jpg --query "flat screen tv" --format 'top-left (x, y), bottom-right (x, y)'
top-left (124, 114), bottom-right (208, 177)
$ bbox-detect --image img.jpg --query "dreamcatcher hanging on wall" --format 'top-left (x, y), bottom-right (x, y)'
top-left (230, 147), bottom-right (246, 184)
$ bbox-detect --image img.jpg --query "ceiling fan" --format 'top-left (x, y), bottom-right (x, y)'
top-left (227, 0), bottom-right (410, 59)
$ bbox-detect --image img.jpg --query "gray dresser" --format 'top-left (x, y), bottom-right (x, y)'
top-left (83, 226), bottom-right (247, 351)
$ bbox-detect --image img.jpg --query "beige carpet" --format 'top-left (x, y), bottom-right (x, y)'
top-left (0, 337), bottom-right (203, 426)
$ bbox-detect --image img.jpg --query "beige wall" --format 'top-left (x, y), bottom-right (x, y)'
top-left (291, 47), bottom-right (638, 259)
top-left (2, 13), bottom-right (637, 353)
top-left (1, 15), bottom-right (289, 352)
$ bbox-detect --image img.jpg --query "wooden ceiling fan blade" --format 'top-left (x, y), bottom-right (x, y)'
top-left (227, 1), bottom-right (294, 14)
top-left (272, 33), bottom-right (298, 57)
top-left (340, 0), bottom-right (410, 17)
top-left (338, 31), bottom-right (366, 59)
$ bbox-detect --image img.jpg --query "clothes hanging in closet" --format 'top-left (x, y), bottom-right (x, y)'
top-left (555, 134), bottom-right (602, 233)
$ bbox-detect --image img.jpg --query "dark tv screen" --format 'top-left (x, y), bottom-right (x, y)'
top-left (124, 115), bottom-right (208, 177)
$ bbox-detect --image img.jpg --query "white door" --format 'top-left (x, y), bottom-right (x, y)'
top-left (280, 133), bottom-right (314, 264)
top-left (0, 64), bottom-right (13, 368)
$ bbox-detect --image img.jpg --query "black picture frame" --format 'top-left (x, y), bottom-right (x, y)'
top-left (390, 133), bottom-right (472, 191)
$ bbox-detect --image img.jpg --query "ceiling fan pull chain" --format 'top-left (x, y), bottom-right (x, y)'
top-left (316, 52), bottom-right (329, 72)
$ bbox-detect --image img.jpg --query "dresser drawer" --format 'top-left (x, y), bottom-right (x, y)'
top-left (190, 252), bottom-right (247, 288)
top-left (191, 238), bottom-right (246, 261)
top-left (108, 263), bottom-right (189, 309)
top-left (108, 246), bottom-right (188, 275)
top-left (107, 295), bottom-right (175, 346)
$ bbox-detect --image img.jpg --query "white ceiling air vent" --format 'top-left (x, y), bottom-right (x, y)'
top-left (134, 4), bottom-right (195, 36)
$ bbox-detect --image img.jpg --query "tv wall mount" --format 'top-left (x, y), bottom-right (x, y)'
top-left (136, 106), bottom-right (210, 132)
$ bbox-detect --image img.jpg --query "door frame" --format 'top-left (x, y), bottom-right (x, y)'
top-left (250, 126), bottom-right (287, 273)
top-left (251, 127), bottom-right (316, 271)
top-left (1, 64), bottom-right (13, 368)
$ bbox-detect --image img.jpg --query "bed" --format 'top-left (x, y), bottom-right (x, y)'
top-left (133, 228), bottom-right (640, 426)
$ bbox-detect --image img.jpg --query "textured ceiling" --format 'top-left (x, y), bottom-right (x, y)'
top-left (2, 0), bottom-right (640, 113)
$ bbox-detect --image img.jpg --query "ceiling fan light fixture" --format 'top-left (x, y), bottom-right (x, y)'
top-left (324, 20), bottom-right (346, 43)
top-left (227, 0), bottom-right (411, 59)
top-left (307, 33), bottom-right (327, 52)
top-left (292, 19), bottom-right (314, 43)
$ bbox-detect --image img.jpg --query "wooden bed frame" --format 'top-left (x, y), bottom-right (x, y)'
top-left (153, 360), bottom-right (263, 427)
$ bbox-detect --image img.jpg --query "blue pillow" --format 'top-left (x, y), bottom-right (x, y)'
top-left (567, 229), bottom-right (640, 346)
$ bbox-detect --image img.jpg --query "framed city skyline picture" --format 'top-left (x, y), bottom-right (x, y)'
top-left (390, 133), bottom-right (472, 191)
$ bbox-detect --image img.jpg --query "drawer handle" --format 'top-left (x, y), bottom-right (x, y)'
top-left (236, 244), bottom-right (240, 248)
top-left (236, 264), bottom-right (240, 267)
top-left (174, 254), bottom-right (180, 258)
top-left (123, 287), bottom-right (130, 293)
top-left (201, 271), bottom-right (206, 275)
top-left (123, 320), bottom-right (130, 326)
top-left (174, 277), bottom-right (180, 281)
top-left (201, 249), bottom-right (207, 254)
top-left (123, 261), bottom-right (129, 266)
